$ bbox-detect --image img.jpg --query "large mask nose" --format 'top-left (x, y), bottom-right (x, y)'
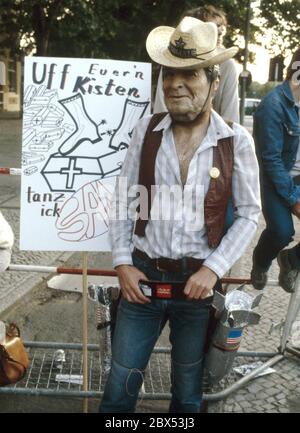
top-left (167, 73), bottom-right (185, 90)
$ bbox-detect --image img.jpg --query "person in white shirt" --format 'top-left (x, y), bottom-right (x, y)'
top-left (0, 211), bottom-right (14, 272)
top-left (153, 5), bottom-right (240, 123)
top-left (99, 16), bottom-right (260, 414)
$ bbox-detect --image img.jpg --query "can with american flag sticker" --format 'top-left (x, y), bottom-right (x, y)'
top-left (210, 325), bottom-right (244, 351)
top-left (226, 329), bottom-right (243, 347)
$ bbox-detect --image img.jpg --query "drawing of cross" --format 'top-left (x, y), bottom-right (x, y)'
top-left (60, 158), bottom-right (82, 189)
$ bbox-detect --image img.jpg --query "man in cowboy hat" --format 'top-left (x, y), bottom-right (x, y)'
top-left (154, 5), bottom-right (240, 123)
top-left (100, 17), bottom-right (261, 413)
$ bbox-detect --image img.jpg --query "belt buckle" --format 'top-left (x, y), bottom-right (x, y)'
top-left (156, 258), bottom-right (166, 272)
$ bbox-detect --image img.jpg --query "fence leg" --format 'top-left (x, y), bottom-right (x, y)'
top-left (279, 273), bottom-right (300, 353)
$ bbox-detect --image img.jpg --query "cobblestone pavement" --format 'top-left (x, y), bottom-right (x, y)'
top-left (214, 216), bottom-right (300, 413)
top-left (1, 119), bottom-right (300, 413)
top-left (0, 119), bottom-right (73, 313)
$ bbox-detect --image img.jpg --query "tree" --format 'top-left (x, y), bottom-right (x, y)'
top-left (0, 0), bottom-right (67, 57)
top-left (247, 80), bottom-right (277, 99)
top-left (260, 0), bottom-right (300, 54)
top-left (0, 0), bottom-right (299, 62)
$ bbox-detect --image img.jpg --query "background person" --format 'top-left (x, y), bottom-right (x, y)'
top-left (251, 48), bottom-right (300, 292)
top-left (99, 16), bottom-right (260, 413)
top-left (153, 4), bottom-right (240, 123)
top-left (0, 211), bottom-right (14, 272)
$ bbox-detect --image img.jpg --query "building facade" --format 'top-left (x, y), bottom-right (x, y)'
top-left (0, 53), bottom-right (22, 114)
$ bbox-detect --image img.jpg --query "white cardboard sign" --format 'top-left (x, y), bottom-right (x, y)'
top-left (20, 56), bottom-right (151, 251)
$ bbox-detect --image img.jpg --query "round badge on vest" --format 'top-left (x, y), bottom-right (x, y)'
top-left (209, 167), bottom-right (220, 179)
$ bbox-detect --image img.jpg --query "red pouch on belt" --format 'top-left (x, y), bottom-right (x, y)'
top-left (139, 280), bottom-right (186, 300)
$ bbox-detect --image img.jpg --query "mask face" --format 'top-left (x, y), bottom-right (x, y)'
top-left (163, 67), bottom-right (217, 122)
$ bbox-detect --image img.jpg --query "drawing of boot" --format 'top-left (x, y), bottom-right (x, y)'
top-left (109, 99), bottom-right (149, 150)
top-left (58, 93), bottom-right (102, 156)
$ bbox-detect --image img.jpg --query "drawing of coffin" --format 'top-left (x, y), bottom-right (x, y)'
top-left (42, 151), bottom-right (125, 193)
top-left (41, 153), bottom-right (104, 192)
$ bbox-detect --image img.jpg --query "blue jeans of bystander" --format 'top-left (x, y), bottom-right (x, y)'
top-left (253, 181), bottom-right (300, 270)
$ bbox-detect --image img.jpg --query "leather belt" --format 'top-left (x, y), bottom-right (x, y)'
top-left (138, 280), bottom-right (214, 301)
top-left (133, 248), bottom-right (204, 273)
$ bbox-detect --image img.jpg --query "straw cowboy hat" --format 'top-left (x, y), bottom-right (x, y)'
top-left (146, 16), bottom-right (238, 69)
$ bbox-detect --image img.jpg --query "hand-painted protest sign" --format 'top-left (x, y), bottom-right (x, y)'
top-left (20, 57), bottom-right (151, 251)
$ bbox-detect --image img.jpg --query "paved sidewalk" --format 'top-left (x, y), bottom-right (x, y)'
top-left (214, 216), bottom-right (300, 413)
top-left (0, 119), bottom-right (73, 314)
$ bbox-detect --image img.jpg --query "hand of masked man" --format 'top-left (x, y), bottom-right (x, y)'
top-left (0, 211), bottom-right (14, 272)
top-left (115, 264), bottom-right (151, 304)
top-left (184, 265), bottom-right (218, 300)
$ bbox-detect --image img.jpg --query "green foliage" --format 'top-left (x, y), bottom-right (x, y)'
top-left (247, 80), bottom-right (277, 99)
top-left (0, 0), bottom-right (299, 63)
top-left (260, 0), bottom-right (300, 54)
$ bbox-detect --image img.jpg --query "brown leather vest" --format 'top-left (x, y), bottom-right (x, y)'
top-left (134, 113), bottom-right (234, 248)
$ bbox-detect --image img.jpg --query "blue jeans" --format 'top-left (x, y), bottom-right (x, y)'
top-left (253, 181), bottom-right (300, 270)
top-left (99, 253), bottom-right (212, 413)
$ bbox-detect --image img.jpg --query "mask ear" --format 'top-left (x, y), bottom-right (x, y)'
top-left (211, 76), bottom-right (220, 97)
top-left (211, 66), bottom-right (220, 81)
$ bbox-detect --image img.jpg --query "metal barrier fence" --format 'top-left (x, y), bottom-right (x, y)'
top-left (1, 264), bottom-right (300, 403)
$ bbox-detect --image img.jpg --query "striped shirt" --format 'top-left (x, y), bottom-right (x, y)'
top-left (109, 110), bottom-right (261, 278)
